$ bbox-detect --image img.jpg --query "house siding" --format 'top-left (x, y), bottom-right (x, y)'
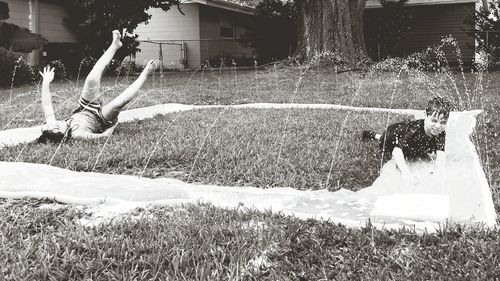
top-left (38, 0), bottom-right (76, 43)
top-left (135, 4), bottom-right (200, 68)
top-left (4, 0), bottom-right (30, 28)
top-left (364, 2), bottom-right (475, 64)
top-left (5, 0), bottom-right (76, 42)
top-left (199, 5), bottom-right (255, 65)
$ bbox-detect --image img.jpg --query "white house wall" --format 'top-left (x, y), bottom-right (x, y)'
top-left (4, 0), bottom-right (30, 28)
top-left (5, 0), bottom-right (76, 43)
top-left (364, 1), bottom-right (476, 63)
top-left (38, 1), bottom-right (77, 43)
top-left (135, 4), bottom-right (201, 68)
top-left (199, 5), bottom-right (255, 65)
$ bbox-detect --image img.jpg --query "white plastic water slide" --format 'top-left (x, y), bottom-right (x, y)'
top-left (0, 103), bottom-right (496, 232)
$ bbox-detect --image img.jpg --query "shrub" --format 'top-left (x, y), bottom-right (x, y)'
top-left (0, 0), bottom-right (47, 87)
top-left (465, 0), bottom-right (500, 69)
top-left (0, 49), bottom-right (36, 87)
top-left (46, 59), bottom-right (67, 81)
top-left (208, 55), bottom-right (257, 68)
top-left (73, 56), bottom-right (97, 77)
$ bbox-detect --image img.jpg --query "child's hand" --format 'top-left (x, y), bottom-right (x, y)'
top-left (142, 60), bottom-right (157, 76)
top-left (39, 66), bottom-right (55, 84)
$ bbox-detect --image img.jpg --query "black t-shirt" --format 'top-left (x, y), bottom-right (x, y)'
top-left (379, 119), bottom-right (446, 162)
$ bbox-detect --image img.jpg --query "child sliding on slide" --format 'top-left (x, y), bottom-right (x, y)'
top-left (37, 30), bottom-right (156, 143)
top-left (362, 97), bottom-right (452, 181)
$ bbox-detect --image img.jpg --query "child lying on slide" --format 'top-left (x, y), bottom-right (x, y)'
top-left (362, 97), bottom-right (452, 181)
top-left (37, 30), bottom-right (156, 143)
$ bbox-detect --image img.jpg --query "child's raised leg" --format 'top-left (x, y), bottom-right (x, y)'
top-left (101, 60), bottom-right (156, 121)
top-left (80, 30), bottom-right (123, 102)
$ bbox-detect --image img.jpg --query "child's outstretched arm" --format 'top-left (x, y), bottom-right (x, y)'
top-left (39, 66), bottom-right (57, 129)
top-left (392, 147), bottom-right (413, 180)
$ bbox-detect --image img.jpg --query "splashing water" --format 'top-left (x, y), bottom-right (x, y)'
top-left (138, 66), bottom-right (215, 178)
top-left (232, 59), bottom-right (238, 96)
top-left (325, 81), bottom-right (363, 189)
top-left (2, 33), bottom-right (496, 214)
top-left (75, 60), bottom-right (84, 88)
top-left (139, 120), bottom-right (176, 178)
top-left (379, 66), bottom-right (406, 172)
top-left (9, 56), bottom-right (24, 104)
top-left (276, 64), bottom-right (310, 167)
top-left (217, 58), bottom-right (224, 101)
top-left (187, 105), bottom-right (236, 182)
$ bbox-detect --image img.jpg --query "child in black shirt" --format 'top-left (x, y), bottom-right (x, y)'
top-left (362, 97), bottom-right (452, 181)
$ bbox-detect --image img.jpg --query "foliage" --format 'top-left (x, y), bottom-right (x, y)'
top-left (58, 0), bottom-right (181, 62)
top-left (364, 0), bottom-right (413, 60)
top-left (0, 22), bottom-right (48, 53)
top-left (2, 57), bottom-right (500, 276)
top-left (1, 198), bottom-right (500, 280)
top-left (2, 28), bottom-right (500, 278)
top-left (369, 36), bottom-right (464, 73)
top-left (465, 0), bottom-right (500, 68)
top-left (0, 48), bottom-right (36, 87)
top-left (1, 60), bottom-right (492, 189)
top-left (208, 54), bottom-right (256, 68)
top-left (247, 0), bottom-right (298, 63)
top-left (0, 1), bottom-right (47, 87)
top-left (47, 59), bottom-right (68, 81)
top-left (0, 1), bottom-right (8, 21)
top-left (0, 1), bottom-right (48, 53)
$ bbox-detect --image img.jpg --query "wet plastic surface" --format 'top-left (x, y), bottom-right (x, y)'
top-left (0, 104), bottom-right (495, 232)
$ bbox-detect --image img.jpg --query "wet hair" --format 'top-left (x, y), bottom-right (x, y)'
top-left (36, 128), bottom-right (71, 144)
top-left (425, 97), bottom-right (452, 119)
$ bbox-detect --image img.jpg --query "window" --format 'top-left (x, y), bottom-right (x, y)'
top-left (220, 16), bottom-right (234, 38)
top-left (220, 26), bottom-right (234, 38)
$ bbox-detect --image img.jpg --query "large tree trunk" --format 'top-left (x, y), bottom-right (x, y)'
top-left (481, 0), bottom-right (489, 12)
top-left (296, 0), bottom-right (369, 66)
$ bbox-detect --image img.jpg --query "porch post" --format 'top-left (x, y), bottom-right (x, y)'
top-left (29, 0), bottom-right (41, 66)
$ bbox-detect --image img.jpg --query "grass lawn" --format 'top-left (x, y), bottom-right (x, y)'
top-left (1, 64), bottom-right (500, 280)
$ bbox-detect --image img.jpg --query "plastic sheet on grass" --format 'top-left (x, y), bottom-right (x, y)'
top-left (0, 104), bottom-right (496, 232)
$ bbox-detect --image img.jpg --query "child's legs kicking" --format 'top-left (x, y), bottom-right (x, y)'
top-left (101, 60), bottom-right (156, 121)
top-left (80, 30), bottom-right (122, 102)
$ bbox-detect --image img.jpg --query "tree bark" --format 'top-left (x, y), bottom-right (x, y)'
top-left (482, 0), bottom-right (489, 12)
top-left (296, 0), bottom-right (369, 66)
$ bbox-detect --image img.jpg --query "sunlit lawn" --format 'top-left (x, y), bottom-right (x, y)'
top-left (1, 65), bottom-right (500, 280)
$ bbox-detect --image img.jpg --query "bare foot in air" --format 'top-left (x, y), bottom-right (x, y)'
top-left (141, 60), bottom-right (157, 76)
top-left (111, 30), bottom-right (123, 49)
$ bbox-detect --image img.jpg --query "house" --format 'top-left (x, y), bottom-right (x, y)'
top-left (5, 0), bottom-right (256, 69)
top-left (4, 0), bottom-right (78, 65)
top-left (134, 0), bottom-right (257, 69)
top-left (4, 0), bottom-right (486, 68)
top-left (364, 0), bottom-right (477, 64)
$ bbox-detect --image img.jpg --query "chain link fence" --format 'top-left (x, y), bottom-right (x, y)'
top-left (136, 39), bottom-right (255, 70)
top-left (198, 38), bottom-right (254, 67)
top-left (135, 40), bottom-right (186, 70)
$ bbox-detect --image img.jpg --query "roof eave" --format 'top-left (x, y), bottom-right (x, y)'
top-left (366, 0), bottom-right (477, 9)
top-left (182, 0), bottom-right (256, 15)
